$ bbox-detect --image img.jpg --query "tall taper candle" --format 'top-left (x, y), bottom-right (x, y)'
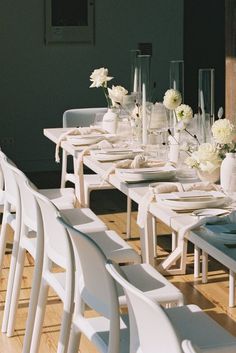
top-left (133, 67), bottom-right (138, 93)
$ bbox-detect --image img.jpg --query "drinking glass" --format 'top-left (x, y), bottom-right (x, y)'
top-left (93, 113), bottom-right (104, 127)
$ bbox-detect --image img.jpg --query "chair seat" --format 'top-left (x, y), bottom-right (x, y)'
top-left (86, 230), bottom-right (141, 264)
top-left (39, 187), bottom-right (75, 210)
top-left (167, 304), bottom-right (236, 351)
top-left (119, 263), bottom-right (183, 306)
top-left (60, 207), bottom-right (107, 233)
top-left (74, 314), bottom-right (130, 353)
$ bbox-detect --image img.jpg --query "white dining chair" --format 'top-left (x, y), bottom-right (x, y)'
top-left (26, 183), bottom-right (142, 353)
top-left (106, 260), bottom-right (236, 353)
top-left (0, 157), bottom-right (107, 351)
top-left (56, 213), bottom-right (183, 353)
top-left (61, 108), bottom-right (133, 239)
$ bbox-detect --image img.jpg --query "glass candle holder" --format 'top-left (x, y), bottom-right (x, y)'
top-left (130, 49), bottom-right (141, 94)
top-left (169, 60), bottom-right (184, 100)
top-left (198, 68), bottom-right (215, 142)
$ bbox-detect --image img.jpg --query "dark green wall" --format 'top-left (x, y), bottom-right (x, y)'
top-left (0, 0), bottom-right (183, 172)
top-left (183, 0), bottom-right (225, 114)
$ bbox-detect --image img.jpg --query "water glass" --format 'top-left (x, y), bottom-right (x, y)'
top-left (93, 112), bottom-right (104, 128)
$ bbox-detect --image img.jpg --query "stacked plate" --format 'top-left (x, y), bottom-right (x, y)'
top-left (115, 165), bottom-right (176, 183)
top-left (90, 148), bottom-right (143, 162)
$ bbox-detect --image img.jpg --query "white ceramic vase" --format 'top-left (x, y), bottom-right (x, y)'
top-left (197, 167), bottom-right (220, 183)
top-left (102, 108), bottom-right (118, 134)
top-left (220, 153), bottom-right (236, 191)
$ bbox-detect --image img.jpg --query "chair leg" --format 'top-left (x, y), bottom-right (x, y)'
top-left (57, 302), bottom-right (74, 353)
top-left (22, 250), bottom-right (44, 353)
top-left (126, 196), bottom-right (132, 240)
top-left (29, 279), bottom-right (49, 353)
top-left (0, 209), bottom-right (10, 278)
top-left (61, 150), bottom-right (68, 188)
top-left (1, 233), bottom-right (21, 333)
top-left (67, 323), bottom-right (82, 353)
top-left (4, 247), bottom-right (26, 336)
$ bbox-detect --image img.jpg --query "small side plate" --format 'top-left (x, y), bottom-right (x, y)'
top-left (191, 208), bottom-right (230, 217)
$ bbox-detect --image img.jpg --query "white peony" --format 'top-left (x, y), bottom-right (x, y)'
top-left (175, 104), bottom-right (193, 123)
top-left (90, 67), bottom-right (113, 88)
top-left (186, 143), bottom-right (221, 173)
top-left (108, 85), bottom-right (128, 107)
top-left (163, 89), bottom-right (182, 110)
top-left (211, 118), bottom-right (235, 144)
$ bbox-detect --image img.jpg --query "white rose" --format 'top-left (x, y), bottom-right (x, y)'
top-left (90, 67), bottom-right (113, 88)
top-left (175, 104), bottom-right (193, 123)
top-left (108, 85), bottom-right (128, 107)
top-left (163, 89), bottom-right (182, 110)
top-left (211, 118), bottom-right (235, 144)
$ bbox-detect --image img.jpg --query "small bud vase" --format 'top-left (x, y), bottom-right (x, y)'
top-left (102, 108), bottom-right (118, 134)
top-left (220, 153), bottom-right (236, 192)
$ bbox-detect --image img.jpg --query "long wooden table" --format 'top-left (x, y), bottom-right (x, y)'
top-left (43, 127), bottom-right (236, 308)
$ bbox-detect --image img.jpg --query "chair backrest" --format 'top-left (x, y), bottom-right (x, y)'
top-left (106, 261), bottom-right (184, 353)
top-left (57, 213), bottom-right (120, 349)
top-left (63, 107), bottom-right (107, 127)
top-left (6, 164), bottom-right (38, 232)
top-left (26, 182), bottom-right (74, 270)
top-left (0, 151), bottom-right (19, 207)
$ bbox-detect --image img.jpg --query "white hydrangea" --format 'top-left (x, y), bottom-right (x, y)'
top-left (90, 67), bottom-right (113, 88)
top-left (211, 118), bottom-right (235, 144)
top-left (108, 85), bottom-right (128, 107)
top-left (163, 89), bottom-right (182, 110)
top-left (185, 143), bottom-right (221, 173)
top-left (175, 104), bottom-right (193, 123)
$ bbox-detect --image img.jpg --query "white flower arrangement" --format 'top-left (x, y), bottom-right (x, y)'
top-left (90, 67), bottom-right (128, 109)
top-left (185, 143), bottom-right (221, 173)
top-left (211, 118), bottom-right (235, 145)
top-left (163, 89), bottom-right (193, 132)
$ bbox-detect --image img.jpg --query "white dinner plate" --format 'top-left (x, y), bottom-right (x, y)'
top-left (157, 191), bottom-right (228, 210)
top-left (115, 166), bottom-right (176, 183)
top-left (90, 148), bottom-right (143, 161)
top-left (66, 134), bottom-right (116, 146)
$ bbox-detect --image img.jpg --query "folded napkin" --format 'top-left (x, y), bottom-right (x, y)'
top-left (184, 181), bottom-right (220, 192)
top-left (137, 182), bottom-right (183, 228)
top-left (55, 125), bottom-right (108, 162)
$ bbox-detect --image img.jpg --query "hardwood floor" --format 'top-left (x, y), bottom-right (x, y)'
top-left (0, 188), bottom-right (236, 352)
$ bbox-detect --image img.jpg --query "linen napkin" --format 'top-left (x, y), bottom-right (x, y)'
top-left (55, 125), bottom-right (108, 163)
top-left (102, 154), bottom-right (169, 183)
top-left (137, 183), bottom-right (183, 228)
top-left (183, 181), bottom-right (220, 192)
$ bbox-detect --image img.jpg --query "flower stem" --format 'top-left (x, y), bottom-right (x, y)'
top-left (184, 129), bottom-right (200, 145)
